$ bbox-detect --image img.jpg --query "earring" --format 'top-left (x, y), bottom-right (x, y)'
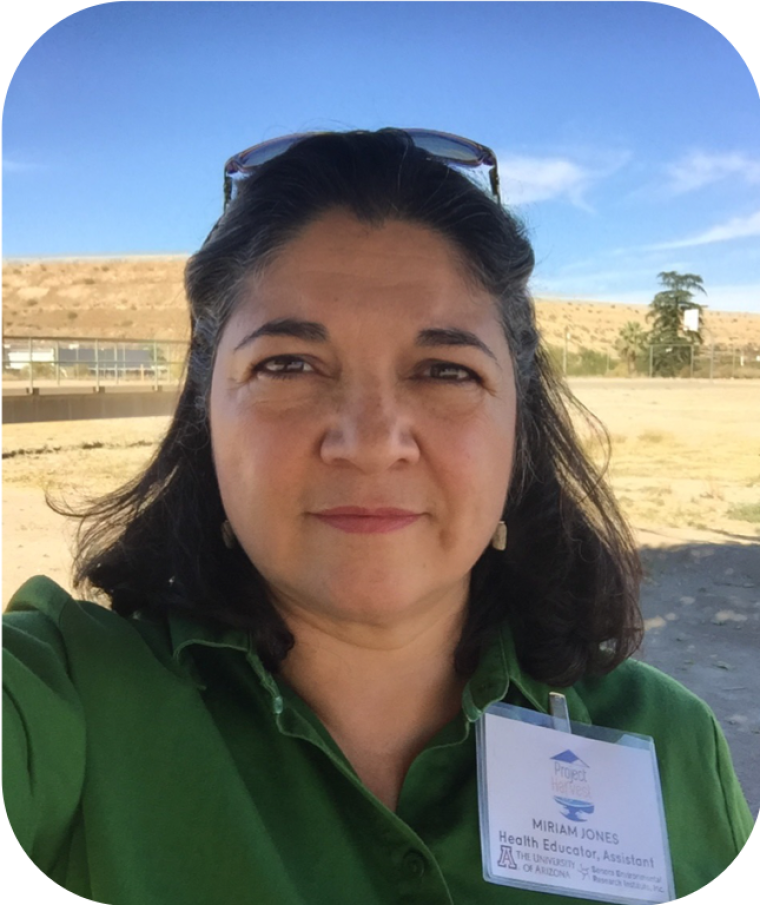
top-left (221, 519), bottom-right (236, 550)
top-left (491, 521), bottom-right (507, 551)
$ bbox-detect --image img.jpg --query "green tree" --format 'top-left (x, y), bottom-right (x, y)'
top-left (615, 321), bottom-right (648, 376)
top-left (647, 271), bottom-right (706, 376)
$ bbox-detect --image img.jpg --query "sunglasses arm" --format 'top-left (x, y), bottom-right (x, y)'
top-left (490, 167), bottom-right (501, 203)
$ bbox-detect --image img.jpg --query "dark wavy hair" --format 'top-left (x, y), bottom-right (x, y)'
top-left (70, 129), bottom-right (642, 686)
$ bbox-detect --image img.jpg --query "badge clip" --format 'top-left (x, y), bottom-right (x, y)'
top-left (549, 691), bottom-right (571, 734)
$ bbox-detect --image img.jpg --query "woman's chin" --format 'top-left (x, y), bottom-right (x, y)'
top-left (274, 568), bottom-right (468, 633)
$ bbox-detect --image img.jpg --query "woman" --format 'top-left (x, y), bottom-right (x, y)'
top-left (4, 129), bottom-right (753, 904)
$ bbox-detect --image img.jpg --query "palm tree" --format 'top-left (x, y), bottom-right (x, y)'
top-left (616, 321), bottom-right (648, 376)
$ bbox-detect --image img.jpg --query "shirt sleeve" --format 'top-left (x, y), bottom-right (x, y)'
top-left (3, 608), bottom-right (86, 872)
top-left (711, 710), bottom-right (756, 847)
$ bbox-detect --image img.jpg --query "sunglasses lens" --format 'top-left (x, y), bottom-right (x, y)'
top-left (403, 129), bottom-right (496, 167)
top-left (225, 134), bottom-right (309, 175)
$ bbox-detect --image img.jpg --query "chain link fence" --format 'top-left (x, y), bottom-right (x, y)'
top-left (2, 337), bottom-right (188, 391)
top-left (4, 337), bottom-right (760, 388)
top-left (546, 342), bottom-right (760, 379)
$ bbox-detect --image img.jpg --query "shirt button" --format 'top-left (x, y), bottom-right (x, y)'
top-left (402, 850), bottom-right (426, 879)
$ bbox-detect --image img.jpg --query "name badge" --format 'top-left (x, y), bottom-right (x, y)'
top-left (476, 699), bottom-right (675, 904)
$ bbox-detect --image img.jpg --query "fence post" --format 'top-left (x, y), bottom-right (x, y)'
top-left (153, 342), bottom-right (159, 390)
top-left (710, 344), bottom-right (714, 382)
top-left (690, 344), bottom-right (694, 379)
top-left (95, 339), bottom-right (100, 390)
top-left (28, 337), bottom-right (34, 392)
top-left (648, 344), bottom-right (653, 378)
top-left (563, 328), bottom-right (569, 376)
top-left (56, 340), bottom-right (61, 385)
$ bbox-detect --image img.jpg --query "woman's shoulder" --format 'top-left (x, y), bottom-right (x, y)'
top-left (574, 656), bottom-right (716, 741)
top-left (3, 575), bottom-right (177, 679)
top-left (4, 575), bottom-right (120, 657)
top-left (6, 574), bottom-right (112, 624)
top-left (572, 657), bottom-right (753, 823)
top-left (5, 575), bottom-right (146, 645)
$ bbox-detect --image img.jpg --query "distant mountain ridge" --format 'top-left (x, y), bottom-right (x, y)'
top-left (4, 258), bottom-right (760, 353)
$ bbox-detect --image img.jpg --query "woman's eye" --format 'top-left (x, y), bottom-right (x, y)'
top-left (423, 361), bottom-right (480, 383)
top-left (254, 356), bottom-right (314, 378)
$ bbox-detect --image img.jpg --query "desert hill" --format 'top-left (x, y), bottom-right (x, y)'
top-left (4, 257), bottom-right (760, 355)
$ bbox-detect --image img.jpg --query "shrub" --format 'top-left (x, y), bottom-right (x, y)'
top-left (726, 503), bottom-right (760, 523)
top-left (20, 363), bottom-right (56, 380)
top-left (575, 347), bottom-right (610, 376)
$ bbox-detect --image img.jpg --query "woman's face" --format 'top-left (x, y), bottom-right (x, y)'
top-left (209, 210), bottom-right (517, 631)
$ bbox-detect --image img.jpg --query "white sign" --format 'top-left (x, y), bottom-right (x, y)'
top-left (683, 308), bottom-right (700, 332)
top-left (477, 703), bottom-right (674, 904)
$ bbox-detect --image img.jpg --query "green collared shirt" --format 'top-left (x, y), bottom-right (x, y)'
top-left (3, 576), bottom-right (754, 904)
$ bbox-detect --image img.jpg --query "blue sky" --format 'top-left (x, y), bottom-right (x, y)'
top-left (2, 2), bottom-right (760, 313)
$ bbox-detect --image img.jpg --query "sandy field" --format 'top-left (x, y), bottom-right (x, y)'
top-left (2, 377), bottom-right (759, 815)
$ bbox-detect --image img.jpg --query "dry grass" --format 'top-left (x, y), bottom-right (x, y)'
top-left (568, 379), bottom-right (760, 538)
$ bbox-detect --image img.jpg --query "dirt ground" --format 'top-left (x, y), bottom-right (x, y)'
top-left (2, 378), bottom-right (759, 815)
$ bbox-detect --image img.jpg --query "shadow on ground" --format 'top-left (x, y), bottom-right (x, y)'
top-left (634, 539), bottom-right (760, 817)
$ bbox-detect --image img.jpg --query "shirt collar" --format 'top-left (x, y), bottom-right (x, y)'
top-left (167, 612), bottom-right (252, 689)
top-left (461, 620), bottom-right (591, 725)
top-left (167, 612), bottom-right (590, 725)
top-left (169, 612), bottom-right (252, 661)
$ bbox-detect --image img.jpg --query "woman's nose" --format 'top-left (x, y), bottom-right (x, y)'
top-left (319, 383), bottom-right (420, 472)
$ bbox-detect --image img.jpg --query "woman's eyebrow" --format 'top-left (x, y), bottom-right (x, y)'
top-left (416, 327), bottom-right (498, 362)
top-left (234, 317), bottom-right (329, 351)
top-left (233, 320), bottom-right (497, 362)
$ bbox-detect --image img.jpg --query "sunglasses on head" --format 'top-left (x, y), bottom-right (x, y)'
top-left (222, 128), bottom-right (500, 209)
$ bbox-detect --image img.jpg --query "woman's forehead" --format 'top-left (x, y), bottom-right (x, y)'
top-left (266, 211), bottom-right (468, 279)
top-left (231, 210), bottom-right (500, 330)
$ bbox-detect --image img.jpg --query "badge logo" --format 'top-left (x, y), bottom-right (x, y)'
top-left (550, 750), bottom-right (594, 821)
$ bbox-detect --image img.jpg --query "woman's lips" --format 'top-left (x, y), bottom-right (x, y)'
top-left (312, 507), bottom-right (422, 534)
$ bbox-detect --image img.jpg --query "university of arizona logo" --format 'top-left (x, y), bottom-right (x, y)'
top-left (550, 750), bottom-right (594, 822)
